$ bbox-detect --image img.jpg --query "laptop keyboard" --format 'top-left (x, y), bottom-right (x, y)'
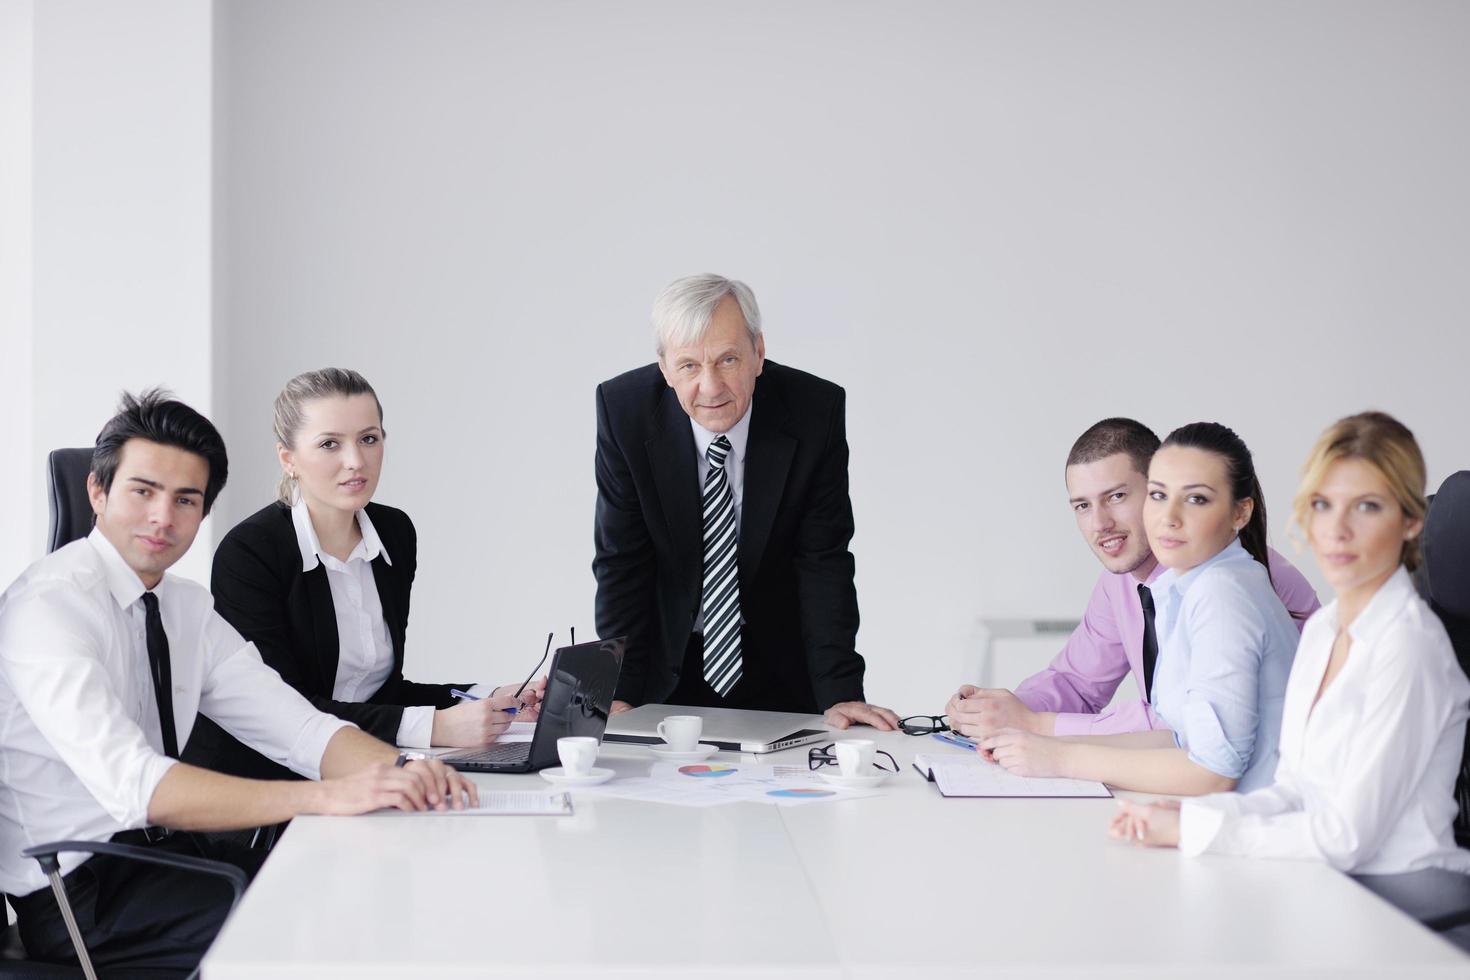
top-left (443, 741), bottom-right (532, 768)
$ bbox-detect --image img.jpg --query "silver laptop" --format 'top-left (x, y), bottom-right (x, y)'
top-left (602, 704), bottom-right (829, 754)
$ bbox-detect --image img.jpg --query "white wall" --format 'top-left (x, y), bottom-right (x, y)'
top-left (214, 0), bottom-right (1470, 714)
top-left (10, 0), bottom-right (217, 585)
top-left (0, 0), bottom-right (35, 589)
top-left (22, 2), bottom-right (1466, 717)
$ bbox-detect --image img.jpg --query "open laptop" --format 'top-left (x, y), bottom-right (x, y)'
top-left (602, 704), bottom-right (828, 754)
top-left (439, 637), bottom-right (625, 773)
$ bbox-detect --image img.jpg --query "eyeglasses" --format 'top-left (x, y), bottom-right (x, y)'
top-left (808, 743), bottom-right (899, 773)
top-left (510, 627), bottom-right (575, 701)
top-left (897, 714), bottom-right (950, 736)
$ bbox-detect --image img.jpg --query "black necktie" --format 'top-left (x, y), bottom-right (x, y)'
top-left (1138, 583), bottom-right (1159, 703)
top-left (140, 592), bottom-right (179, 758)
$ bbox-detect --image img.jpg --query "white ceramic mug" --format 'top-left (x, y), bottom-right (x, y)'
top-left (656, 714), bottom-right (703, 752)
top-left (834, 739), bottom-right (876, 778)
top-left (557, 736), bottom-right (600, 777)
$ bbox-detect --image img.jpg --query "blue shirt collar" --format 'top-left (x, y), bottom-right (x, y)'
top-left (1151, 536), bottom-right (1250, 599)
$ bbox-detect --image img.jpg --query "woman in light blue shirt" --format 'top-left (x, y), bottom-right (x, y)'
top-left (981, 422), bottom-right (1300, 795)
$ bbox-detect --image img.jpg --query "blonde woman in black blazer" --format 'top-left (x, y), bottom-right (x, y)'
top-left (188, 368), bottom-right (539, 779)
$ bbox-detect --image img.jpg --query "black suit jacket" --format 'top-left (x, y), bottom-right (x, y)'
top-left (592, 360), bottom-right (865, 713)
top-left (182, 501), bottom-right (466, 778)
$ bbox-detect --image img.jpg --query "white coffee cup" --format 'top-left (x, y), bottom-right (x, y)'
top-left (656, 714), bottom-right (703, 752)
top-left (557, 736), bottom-right (600, 777)
top-left (834, 739), bottom-right (876, 778)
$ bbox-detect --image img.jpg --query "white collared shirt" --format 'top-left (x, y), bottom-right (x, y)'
top-left (690, 403), bottom-right (753, 634)
top-left (1180, 566), bottom-right (1470, 873)
top-left (0, 530), bottom-right (353, 895)
top-left (291, 499), bottom-right (435, 747)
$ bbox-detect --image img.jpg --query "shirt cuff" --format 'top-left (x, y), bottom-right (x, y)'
top-left (396, 705), bottom-right (436, 748)
top-left (1180, 701), bottom-right (1248, 779)
top-left (1179, 798), bottom-right (1229, 857)
top-left (289, 717), bottom-right (357, 780)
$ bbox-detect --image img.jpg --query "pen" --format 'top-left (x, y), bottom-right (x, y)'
top-left (452, 688), bottom-right (519, 715)
top-left (931, 730), bottom-right (978, 751)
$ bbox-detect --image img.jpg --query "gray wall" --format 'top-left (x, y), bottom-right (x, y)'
top-left (203, 1), bottom-right (1467, 713)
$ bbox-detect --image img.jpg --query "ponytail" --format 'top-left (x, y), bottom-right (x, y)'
top-left (1237, 474), bottom-right (1271, 574)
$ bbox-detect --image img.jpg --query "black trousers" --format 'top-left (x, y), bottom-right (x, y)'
top-left (10, 832), bottom-right (266, 977)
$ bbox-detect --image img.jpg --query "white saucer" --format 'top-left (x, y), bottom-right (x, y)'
top-left (647, 743), bottom-right (720, 762)
top-left (539, 766), bottom-right (615, 787)
top-left (816, 770), bottom-right (890, 790)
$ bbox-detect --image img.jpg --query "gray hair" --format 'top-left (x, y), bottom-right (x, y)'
top-left (652, 273), bottom-right (762, 356)
top-left (273, 367), bottom-right (384, 504)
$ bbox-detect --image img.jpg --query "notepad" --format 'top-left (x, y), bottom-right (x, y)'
top-left (378, 791), bottom-right (574, 816)
top-left (913, 754), bottom-right (1112, 799)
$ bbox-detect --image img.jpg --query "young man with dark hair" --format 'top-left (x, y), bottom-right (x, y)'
top-left (946, 417), bottom-right (1321, 739)
top-left (0, 390), bottom-right (478, 976)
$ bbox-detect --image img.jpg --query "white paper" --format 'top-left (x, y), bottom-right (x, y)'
top-left (580, 761), bottom-right (881, 808)
top-left (497, 720), bottom-right (537, 743)
top-left (376, 790), bottom-right (573, 816)
top-left (913, 754), bottom-right (1111, 798)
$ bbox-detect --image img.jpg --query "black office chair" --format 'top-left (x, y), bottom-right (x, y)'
top-left (1352, 471), bottom-right (1470, 945)
top-left (45, 450), bottom-right (95, 554)
top-left (0, 841), bottom-right (247, 980)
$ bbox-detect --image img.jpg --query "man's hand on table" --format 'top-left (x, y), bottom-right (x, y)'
top-left (824, 701), bottom-right (901, 731)
top-left (314, 757), bottom-right (479, 814)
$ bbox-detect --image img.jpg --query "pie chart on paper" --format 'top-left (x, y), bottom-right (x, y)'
top-left (679, 764), bottom-right (739, 778)
top-left (767, 788), bottom-right (835, 799)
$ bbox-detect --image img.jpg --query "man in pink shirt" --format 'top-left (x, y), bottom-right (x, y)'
top-left (947, 418), bottom-right (1320, 738)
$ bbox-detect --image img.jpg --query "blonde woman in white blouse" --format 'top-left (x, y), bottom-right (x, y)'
top-left (1110, 411), bottom-right (1470, 873)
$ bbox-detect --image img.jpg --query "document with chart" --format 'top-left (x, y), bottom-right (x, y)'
top-left (912, 754), bottom-right (1112, 798)
top-left (581, 761), bottom-right (883, 808)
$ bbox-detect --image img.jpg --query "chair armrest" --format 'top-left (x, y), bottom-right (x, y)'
top-left (21, 840), bottom-right (249, 910)
top-left (1352, 868), bottom-right (1470, 931)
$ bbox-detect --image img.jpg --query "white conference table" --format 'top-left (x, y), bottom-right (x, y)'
top-left (203, 729), bottom-right (1470, 979)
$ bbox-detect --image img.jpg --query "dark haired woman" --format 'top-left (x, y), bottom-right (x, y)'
top-left (1113, 413), bottom-right (1470, 872)
top-left (191, 369), bottom-right (542, 779)
top-left (977, 422), bottom-right (1300, 795)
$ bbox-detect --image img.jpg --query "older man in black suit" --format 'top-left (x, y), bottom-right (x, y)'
top-left (593, 274), bottom-right (898, 730)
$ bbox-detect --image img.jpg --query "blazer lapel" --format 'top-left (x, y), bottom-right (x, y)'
top-left (304, 565), bottom-right (341, 690)
top-left (371, 557), bottom-right (405, 672)
top-left (739, 378), bottom-right (795, 588)
top-left (647, 388), bottom-right (702, 615)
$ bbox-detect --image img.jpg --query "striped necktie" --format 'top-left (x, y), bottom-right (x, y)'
top-left (701, 434), bottom-right (742, 697)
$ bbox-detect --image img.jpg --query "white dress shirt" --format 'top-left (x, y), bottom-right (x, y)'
top-left (291, 499), bottom-right (435, 747)
top-left (1149, 538), bottom-right (1301, 792)
top-left (1180, 566), bottom-right (1470, 873)
top-left (690, 403), bottom-right (753, 634)
top-left (0, 530), bottom-right (353, 895)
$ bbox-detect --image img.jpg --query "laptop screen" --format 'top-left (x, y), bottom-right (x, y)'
top-left (526, 637), bottom-right (625, 764)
